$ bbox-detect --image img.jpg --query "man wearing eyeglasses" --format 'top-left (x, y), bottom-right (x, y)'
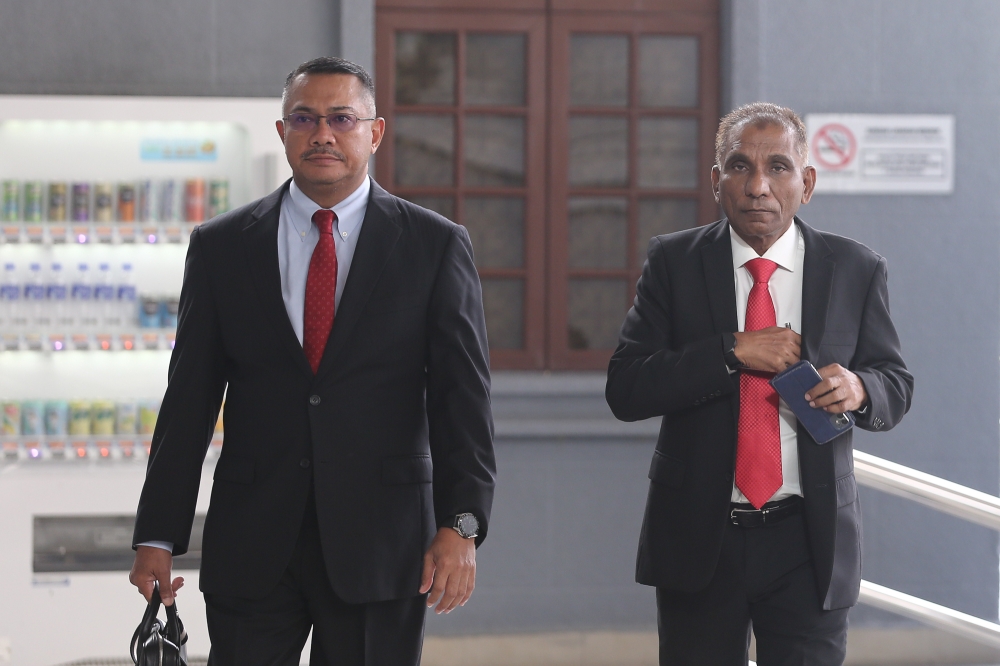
top-left (129, 57), bottom-right (496, 666)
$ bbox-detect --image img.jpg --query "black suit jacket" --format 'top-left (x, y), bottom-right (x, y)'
top-left (606, 218), bottom-right (912, 610)
top-left (133, 180), bottom-right (496, 604)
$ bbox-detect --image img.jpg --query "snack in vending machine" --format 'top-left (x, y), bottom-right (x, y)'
top-left (118, 183), bottom-right (136, 222)
top-left (138, 401), bottom-right (159, 435)
top-left (185, 178), bottom-right (206, 223)
top-left (24, 182), bottom-right (44, 222)
top-left (48, 183), bottom-right (68, 221)
top-left (1, 402), bottom-right (21, 436)
top-left (209, 180), bottom-right (229, 218)
top-left (162, 297), bottom-right (180, 329)
top-left (91, 400), bottom-right (116, 436)
top-left (68, 400), bottom-right (92, 436)
top-left (139, 296), bottom-right (162, 328)
top-left (71, 183), bottom-right (91, 221)
top-left (21, 400), bottom-right (44, 436)
top-left (159, 180), bottom-right (177, 222)
top-left (94, 183), bottom-right (114, 222)
top-left (116, 401), bottom-right (137, 435)
top-left (137, 181), bottom-right (153, 222)
top-left (44, 401), bottom-right (69, 435)
top-left (2, 180), bottom-right (19, 221)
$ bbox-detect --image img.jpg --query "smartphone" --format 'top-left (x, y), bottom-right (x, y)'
top-left (769, 360), bottom-right (855, 444)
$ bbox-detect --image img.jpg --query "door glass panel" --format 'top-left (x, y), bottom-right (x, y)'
top-left (395, 32), bottom-right (456, 105)
top-left (568, 116), bottom-right (628, 187)
top-left (636, 198), bottom-right (698, 266)
top-left (570, 35), bottom-right (628, 107)
top-left (482, 279), bottom-right (524, 349)
top-left (463, 197), bottom-right (524, 268)
top-left (637, 117), bottom-right (698, 189)
top-left (567, 279), bottom-right (627, 350)
top-left (568, 197), bottom-right (627, 269)
top-left (465, 115), bottom-right (525, 187)
top-left (408, 196), bottom-right (454, 220)
top-left (395, 114), bottom-right (454, 186)
top-left (466, 34), bottom-right (526, 106)
top-left (638, 36), bottom-right (699, 108)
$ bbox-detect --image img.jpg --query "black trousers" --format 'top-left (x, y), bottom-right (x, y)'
top-left (204, 500), bottom-right (426, 666)
top-left (656, 511), bottom-right (849, 666)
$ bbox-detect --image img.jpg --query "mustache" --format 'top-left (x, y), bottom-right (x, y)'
top-left (301, 147), bottom-right (345, 160)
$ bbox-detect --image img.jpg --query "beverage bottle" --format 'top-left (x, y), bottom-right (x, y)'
top-left (93, 262), bottom-right (115, 332)
top-left (24, 262), bottom-right (46, 332)
top-left (48, 263), bottom-right (71, 331)
top-left (117, 263), bottom-right (137, 329)
top-left (0, 262), bottom-right (19, 335)
top-left (71, 263), bottom-right (95, 336)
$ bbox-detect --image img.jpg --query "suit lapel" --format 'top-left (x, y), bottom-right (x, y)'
top-left (797, 218), bottom-right (835, 365)
top-left (315, 182), bottom-right (402, 378)
top-left (700, 219), bottom-right (739, 334)
top-left (241, 181), bottom-right (313, 377)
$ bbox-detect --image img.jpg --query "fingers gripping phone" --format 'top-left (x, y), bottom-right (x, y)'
top-left (769, 360), bottom-right (854, 444)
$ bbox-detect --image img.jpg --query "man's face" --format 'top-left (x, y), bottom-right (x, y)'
top-left (276, 73), bottom-right (384, 197)
top-left (711, 122), bottom-right (816, 251)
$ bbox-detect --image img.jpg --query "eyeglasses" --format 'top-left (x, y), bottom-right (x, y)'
top-left (282, 112), bottom-right (377, 133)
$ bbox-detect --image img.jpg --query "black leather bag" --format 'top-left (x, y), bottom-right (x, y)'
top-left (130, 582), bottom-right (188, 666)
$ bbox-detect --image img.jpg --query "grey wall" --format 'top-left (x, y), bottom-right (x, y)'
top-left (723, 0), bottom-right (1000, 624)
top-left (0, 0), bottom-right (346, 97)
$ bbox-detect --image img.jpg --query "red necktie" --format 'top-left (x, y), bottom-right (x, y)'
top-left (735, 258), bottom-right (782, 508)
top-left (303, 210), bottom-right (338, 374)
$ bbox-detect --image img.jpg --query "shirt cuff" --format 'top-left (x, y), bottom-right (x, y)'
top-left (137, 541), bottom-right (174, 552)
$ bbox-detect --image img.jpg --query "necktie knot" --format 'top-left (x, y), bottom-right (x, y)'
top-left (312, 209), bottom-right (335, 235)
top-left (745, 258), bottom-right (778, 284)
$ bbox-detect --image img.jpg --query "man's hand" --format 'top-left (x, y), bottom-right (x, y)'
top-left (419, 527), bottom-right (476, 615)
top-left (734, 327), bottom-right (801, 373)
top-left (129, 546), bottom-right (184, 606)
top-left (805, 363), bottom-right (869, 414)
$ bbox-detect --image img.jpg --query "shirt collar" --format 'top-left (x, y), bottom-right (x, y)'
top-left (286, 176), bottom-right (371, 238)
top-left (729, 220), bottom-right (800, 273)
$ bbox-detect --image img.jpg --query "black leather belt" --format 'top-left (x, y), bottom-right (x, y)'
top-left (730, 495), bottom-right (802, 528)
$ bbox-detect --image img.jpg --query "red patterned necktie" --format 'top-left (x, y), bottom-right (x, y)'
top-left (303, 210), bottom-right (338, 374)
top-left (735, 257), bottom-right (782, 508)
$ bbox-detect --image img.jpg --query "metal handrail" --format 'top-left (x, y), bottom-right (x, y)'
top-left (854, 450), bottom-right (1000, 649)
top-left (854, 450), bottom-right (1000, 531)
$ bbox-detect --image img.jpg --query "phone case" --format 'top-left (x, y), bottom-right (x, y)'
top-left (769, 360), bottom-right (855, 444)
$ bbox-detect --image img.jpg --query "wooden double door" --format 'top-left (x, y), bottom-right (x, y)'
top-left (375, 0), bottom-right (719, 370)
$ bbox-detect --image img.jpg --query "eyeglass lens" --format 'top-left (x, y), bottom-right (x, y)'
top-left (287, 113), bottom-right (360, 132)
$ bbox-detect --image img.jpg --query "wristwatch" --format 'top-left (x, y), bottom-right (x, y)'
top-left (452, 513), bottom-right (480, 539)
top-left (722, 332), bottom-right (744, 371)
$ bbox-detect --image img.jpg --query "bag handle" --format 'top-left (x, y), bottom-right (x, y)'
top-left (163, 591), bottom-right (188, 648)
top-left (130, 582), bottom-right (164, 665)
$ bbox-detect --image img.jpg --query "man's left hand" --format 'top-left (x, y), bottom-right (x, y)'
top-left (420, 527), bottom-right (476, 614)
top-left (805, 363), bottom-right (869, 414)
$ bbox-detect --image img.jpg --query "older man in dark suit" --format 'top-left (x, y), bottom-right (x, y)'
top-left (606, 102), bottom-right (912, 665)
top-left (128, 57), bottom-right (495, 666)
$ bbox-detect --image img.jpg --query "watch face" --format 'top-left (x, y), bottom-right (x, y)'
top-left (457, 513), bottom-right (479, 537)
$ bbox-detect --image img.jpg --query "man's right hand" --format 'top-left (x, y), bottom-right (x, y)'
top-left (733, 326), bottom-right (801, 373)
top-left (129, 545), bottom-right (184, 606)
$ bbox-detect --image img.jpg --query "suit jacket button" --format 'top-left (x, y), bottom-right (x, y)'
top-left (309, 395), bottom-right (321, 406)
top-left (300, 459), bottom-right (311, 468)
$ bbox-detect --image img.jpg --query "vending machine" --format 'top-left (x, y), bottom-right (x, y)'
top-left (0, 94), bottom-right (291, 666)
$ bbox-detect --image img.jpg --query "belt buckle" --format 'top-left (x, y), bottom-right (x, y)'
top-left (760, 506), bottom-right (770, 525)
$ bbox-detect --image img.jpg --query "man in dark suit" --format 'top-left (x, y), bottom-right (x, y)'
top-left (606, 103), bottom-right (913, 665)
top-left (128, 57), bottom-right (496, 666)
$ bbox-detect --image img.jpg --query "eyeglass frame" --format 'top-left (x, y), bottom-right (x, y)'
top-left (280, 112), bottom-right (379, 133)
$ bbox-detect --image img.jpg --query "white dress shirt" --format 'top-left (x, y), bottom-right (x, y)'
top-left (140, 177), bottom-right (372, 553)
top-left (730, 222), bottom-right (804, 503)
top-left (278, 177), bottom-right (370, 343)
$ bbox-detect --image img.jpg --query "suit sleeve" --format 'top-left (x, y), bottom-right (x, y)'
top-left (132, 228), bottom-right (227, 554)
top-left (425, 224), bottom-right (497, 546)
top-left (606, 237), bottom-right (737, 422)
top-left (850, 257), bottom-right (913, 431)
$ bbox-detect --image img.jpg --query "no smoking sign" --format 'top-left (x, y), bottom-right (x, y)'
top-left (812, 123), bottom-right (857, 169)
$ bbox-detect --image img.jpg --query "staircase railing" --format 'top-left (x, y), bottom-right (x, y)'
top-left (853, 450), bottom-right (1000, 648)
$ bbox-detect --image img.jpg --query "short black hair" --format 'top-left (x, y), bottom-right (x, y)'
top-left (282, 57), bottom-right (376, 114)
